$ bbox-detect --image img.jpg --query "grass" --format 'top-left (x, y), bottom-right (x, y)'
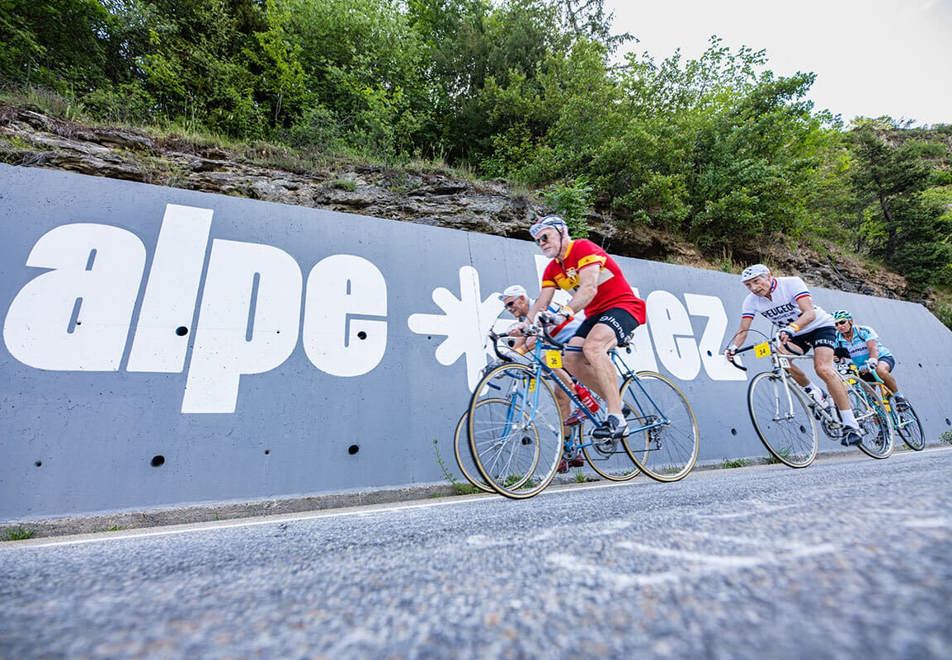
top-left (764, 448), bottom-right (792, 465)
top-left (941, 430), bottom-right (952, 445)
top-left (329, 177), bottom-right (357, 192)
top-left (431, 438), bottom-right (481, 496)
top-left (720, 458), bottom-right (752, 469)
top-left (3, 527), bottom-right (35, 541)
top-left (574, 469), bottom-right (587, 483)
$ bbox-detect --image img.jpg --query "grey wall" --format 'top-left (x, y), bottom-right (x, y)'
top-left (2, 164), bottom-right (951, 521)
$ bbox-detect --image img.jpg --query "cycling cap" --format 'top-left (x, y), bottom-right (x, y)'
top-left (832, 309), bottom-right (853, 321)
top-left (498, 284), bottom-right (527, 301)
top-left (529, 215), bottom-right (567, 238)
top-left (740, 263), bottom-right (770, 282)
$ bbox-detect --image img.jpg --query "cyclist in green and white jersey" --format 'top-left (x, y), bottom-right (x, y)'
top-left (832, 310), bottom-right (908, 409)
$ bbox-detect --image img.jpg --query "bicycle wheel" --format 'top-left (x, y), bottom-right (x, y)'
top-left (894, 400), bottom-right (925, 451)
top-left (848, 380), bottom-right (893, 459)
top-left (452, 403), bottom-right (497, 493)
top-left (620, 371), bottom-right (699, 482)
top-left (580, 422), bottom-right (640, 481)
top-left (467, 362), bottom-right (564, 499)
top-left (747, 372), bottom-right (818, 468)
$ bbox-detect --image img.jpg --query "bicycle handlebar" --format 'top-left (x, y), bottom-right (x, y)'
top-left (725, 337), bottom-right (804, 372)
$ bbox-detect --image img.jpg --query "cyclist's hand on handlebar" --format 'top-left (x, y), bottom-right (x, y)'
top-left (508, 321), bottom-right (528, 337)
top-left (724, 343), bottom-right (739, 360)
top-left (866, 358), bottom-right (878, 372)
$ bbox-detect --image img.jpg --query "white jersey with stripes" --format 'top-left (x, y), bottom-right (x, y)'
top-left (741, 276), bottom-right (834, 336)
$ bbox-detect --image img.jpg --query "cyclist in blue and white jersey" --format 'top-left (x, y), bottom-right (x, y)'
top-left (832, 310), bottom-right (908, 409)
top-left (724, 264), bottom-right (863, 446)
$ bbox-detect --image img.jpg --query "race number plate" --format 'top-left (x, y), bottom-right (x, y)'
top-left (779, 357), bottom-right (790, 368)
top-left (754, 341), bottom-right (772, 358)
top-left (544, 350), bottom-right (563, 369)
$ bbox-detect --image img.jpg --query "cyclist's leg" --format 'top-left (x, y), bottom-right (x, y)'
top-left (579, 325), bottom-right (621, 414)
top-left (876, 356), bottom-right (900, 394)
top-left (777, 338), bottom-right (811, 388)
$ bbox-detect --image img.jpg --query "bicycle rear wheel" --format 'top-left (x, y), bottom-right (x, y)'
top-left (848, 380), bottom-right (893, 459)
top-left (467, 363), bottom-right (563, 499)
top-left (452, 403), bottom-right (498, 493)
top-left (894, 400), bottom-right (925, 451)
top-left (620, 372), bottom-right (699, 482)
top-left (747, 372), bottom-right (818, 468)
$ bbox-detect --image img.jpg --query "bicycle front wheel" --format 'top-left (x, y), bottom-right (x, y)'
top-left (747, 372), bottom-right (818, 468)
top-left (848, 380), bottom-right (893, 459)
top-left (620, 372), bottom-right (699, 482)
top-left (467, 363), bottom-right (564, 499)
top-left (894, 400), bottom-right (925, 451)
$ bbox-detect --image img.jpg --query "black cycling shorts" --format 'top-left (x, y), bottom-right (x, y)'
top-left (787, 325), bottom-right (838, 353)
top-left (861, 355), bottom-right (896, 382)
top-left (574, 307), bottom-right (640, 346)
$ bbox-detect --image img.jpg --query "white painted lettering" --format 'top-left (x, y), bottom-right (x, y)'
top-left (182, 240), bottom-right (302, 413)
top-left (3, 223), bottom-right (145, 370)
top-left (303, 255), bottom-right (388, 377)
top-left (647, 290), bottom-right (701, 381)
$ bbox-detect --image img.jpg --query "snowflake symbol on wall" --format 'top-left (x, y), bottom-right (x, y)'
top-left (408, 266), bottom-right (504, 390)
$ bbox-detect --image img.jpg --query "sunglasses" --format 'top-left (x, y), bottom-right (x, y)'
top-left (504, 300), bottom-right (518, 310)
top-left (535, 233), bottom-right (552, 246)
top-left (834, 320), bottom-right (850, 326)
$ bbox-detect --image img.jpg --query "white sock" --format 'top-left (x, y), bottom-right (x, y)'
top-left (610, 413), bottom-right (627, 427)
top-left (805, 380), bottom-right (821, 393)
top-left (839, 409), bottom-right (858, 429)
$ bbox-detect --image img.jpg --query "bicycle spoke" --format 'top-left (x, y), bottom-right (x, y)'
top-left (748, 373), bottom-right (817, 468)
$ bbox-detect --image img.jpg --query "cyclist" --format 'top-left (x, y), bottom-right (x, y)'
top-left (724, 264), bottom-right (863, 446)
top-left (522, 215), bottom-right (647, 440)
top-left (832, 310), bottom-right (908, 409)
top-left (500, 283), bottom-right (586, 471)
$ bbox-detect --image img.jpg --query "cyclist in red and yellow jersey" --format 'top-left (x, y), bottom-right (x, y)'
top-left (523, 216), bottom-right (646, 439)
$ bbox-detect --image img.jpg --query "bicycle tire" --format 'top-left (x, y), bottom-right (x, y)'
top-left (452, 402), bottom-right (500, 493)
top-left (619, 371), bottom-right (699, 482)
top-left (848, 379), bottom-right (894, 459)
top-left (747, 372), bottom-right (818, 468)
top-left (467, 362), bottom-right (563, 499)
top-left (895, 400), bottom-right (925, 451)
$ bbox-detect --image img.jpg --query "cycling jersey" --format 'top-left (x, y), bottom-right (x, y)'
top-left (835, 325), bottom-right (893, 368)
top-left (741, 276), bottom-right (834, 335)
top-left (541, 239), bottom-right (646, 324)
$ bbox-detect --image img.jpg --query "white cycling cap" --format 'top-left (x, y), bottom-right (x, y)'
top-left (740, 263), bottom-right (770, 282)
top-left (499, 284), bottom-right (527, 301)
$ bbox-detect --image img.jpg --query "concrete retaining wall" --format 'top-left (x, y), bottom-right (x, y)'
top-left (2, 164), bottom-right (950, 521)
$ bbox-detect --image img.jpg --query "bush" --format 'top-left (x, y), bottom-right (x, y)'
top-left (542, 178), bottom-right (593, 238)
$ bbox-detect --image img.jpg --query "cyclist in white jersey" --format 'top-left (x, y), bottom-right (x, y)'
top-left (724, 264), bottom-right (862, 446)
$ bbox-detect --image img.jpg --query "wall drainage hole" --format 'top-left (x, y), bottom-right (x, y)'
top-left (357, 331), bottom-right (367, 340)
top-left (918, 363), bottom-right (923, 368)
top-left (150, 455), bottom-right (165, 467)
top-left (946, 418), bottom-right (951, 426)
top-left (34, 460), bottom-right (42, 468)
top-left (730, 428), bottom-right (738, 436)
top-left (175, 326), bottom-right (188, 336)
top-left (348, 444), bottom-right (360, 455)
top-left (264, 449), bottom-right (271, 455)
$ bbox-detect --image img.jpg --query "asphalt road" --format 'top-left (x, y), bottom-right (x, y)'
top-left (2, 448), bottom-right (951, 659)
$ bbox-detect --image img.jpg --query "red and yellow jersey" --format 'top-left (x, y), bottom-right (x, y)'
top-left (541, 239), bottom-right (646, 323)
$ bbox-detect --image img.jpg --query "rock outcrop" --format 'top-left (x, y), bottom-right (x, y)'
top-left (0, 103), bottom-right (919, 304)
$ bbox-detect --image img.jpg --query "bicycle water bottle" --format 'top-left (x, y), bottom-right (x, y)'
top-left (574, 383), bottom-right (600, 414)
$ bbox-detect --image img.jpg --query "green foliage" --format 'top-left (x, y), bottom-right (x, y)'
top-left (2, 527), bottom-right (35, 541)
top-left (720, 458), bottom-right (751, 469)
top-left (1, 0), bottom-right (949, 286)
top-left (542, 178), bottom-right (593, 237)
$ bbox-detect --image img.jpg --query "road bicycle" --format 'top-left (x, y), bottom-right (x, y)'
top-left (728, 333), bottom-right (892, 467)
top-left (465, 320), bottom-right (699, 499)
top-left (841, 361), bottom-right (925, 452)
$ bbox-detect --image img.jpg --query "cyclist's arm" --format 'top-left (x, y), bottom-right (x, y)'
top-left (866, 338), bottom-right (879, 360)
top-left (726, 316), bottom-right (753, 354)
top-left (564, 264), bottom-right (600, 314)
top-left (526, 287), bottom-right (556, 323)
top-left (788, 296), bottom-right (816, 332)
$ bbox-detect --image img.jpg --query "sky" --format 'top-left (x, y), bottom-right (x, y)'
top-left (603, 0), bottom-right (952, 126)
